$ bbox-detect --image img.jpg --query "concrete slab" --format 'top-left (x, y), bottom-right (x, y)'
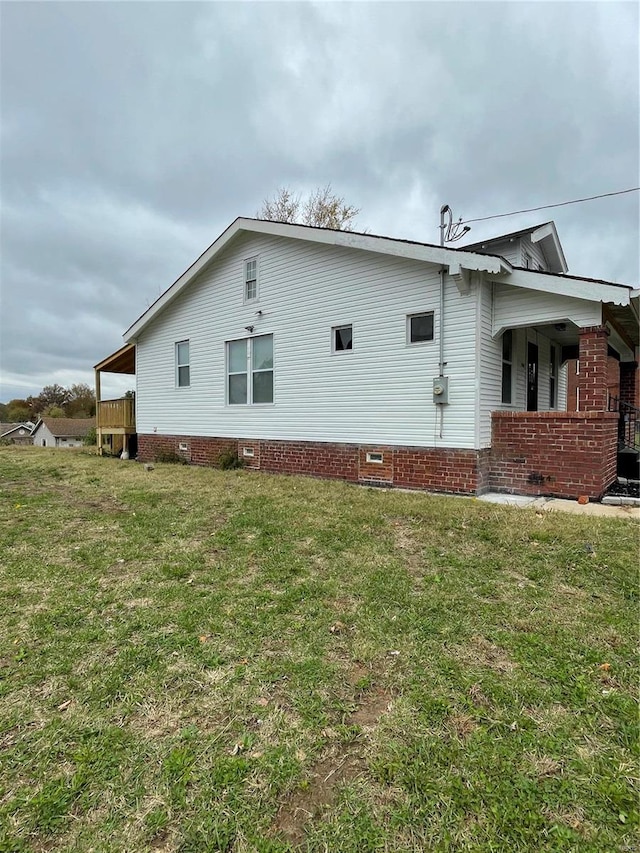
top-left (478, 493), bottom-right (543, 508)
top-left (541, 499), bottom-right (640, 520)
top-left (478, 492), bottom-right (639, 520)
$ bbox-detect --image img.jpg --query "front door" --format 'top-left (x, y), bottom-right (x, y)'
top-left (527, 342), bottom-right (539, 411)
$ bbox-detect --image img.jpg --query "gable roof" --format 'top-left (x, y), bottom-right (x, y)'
top-left (0, 422), bottom-right (33, 437)
top-left (463, 221), bottom-right (568, 274)
top-left (32, 417), bottom-right (95, 438)
top-left (122, 217), bottom-right (634, 343)
top-left (123, 217), bottom-right (513, 341)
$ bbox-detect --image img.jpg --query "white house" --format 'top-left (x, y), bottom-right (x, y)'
top-left (31, 417), bottom-right (94, 448)
top-left (95, 217), bottom-right (639, 499)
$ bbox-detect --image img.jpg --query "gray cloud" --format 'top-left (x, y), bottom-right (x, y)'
top-left (1, 1), bottom-right (637, 400)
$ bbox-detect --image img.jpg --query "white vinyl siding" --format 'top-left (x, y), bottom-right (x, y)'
top-left (477, 280), bottom-right (571, 445)
top-left (492, 284), bottom-right (602, 335)
top-left (134, 234), bottom-right (480, 448)
top-left (520, 236), bottom-right (547, 270)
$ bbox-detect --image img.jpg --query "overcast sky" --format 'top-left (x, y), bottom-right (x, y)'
top-left (1, 1), bottom-right (638, 403)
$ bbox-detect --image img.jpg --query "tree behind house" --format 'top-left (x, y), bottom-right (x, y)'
top-left (258, 184), bottom-right (361, 231)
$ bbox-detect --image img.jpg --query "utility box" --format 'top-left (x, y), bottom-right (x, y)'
top-left (433, 376), bottom-right (449, 405)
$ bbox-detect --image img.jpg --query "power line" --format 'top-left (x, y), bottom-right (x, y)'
top-left (459, 187), bottom-right (640, 225)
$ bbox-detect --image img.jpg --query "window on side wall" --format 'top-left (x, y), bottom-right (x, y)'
top-left (407, 312), bottom-right (434, 344)
top-left (549, 345), bottom-right (558, 408)
top-left (501, 330), bottom-right (513, 404)
top-left (244, 257), bottom-right (258, 302)
top-left (176, 340), bottom-right (190, 387)
top-left (227, 334), bottom-right (273, 404)
top-left (332, 325), bottom-right (353, 352)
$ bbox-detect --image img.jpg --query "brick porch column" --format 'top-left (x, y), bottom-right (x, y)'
top-left (619, 360), bottom-right (639, 409)
top-left (577, 326), bottom-right (609, 412)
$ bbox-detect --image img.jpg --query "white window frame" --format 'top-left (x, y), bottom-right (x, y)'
top-left (175, 340), bottom-right (190, 388)
top-left (332, 324), bottom-right (353, 354)
top-left (407, 312), bottom-right (435, 345)
top-left (501, 330), bottom-right (513, 405)
top-left (226, 334), bottom-right (274, 405)
top-left (244, 257), bottom-right (259, 303)
top-left (549, 344), bottom-right (558, 409)
top-left (366, 452), bottom-right (384, 464)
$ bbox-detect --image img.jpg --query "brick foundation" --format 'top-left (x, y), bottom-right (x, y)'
top-left (491, 411), bottom-right (618, 499)
top-left (138, 416), bottom-right (618, 500)
top-left (137, 433), bottom-right (487, 495)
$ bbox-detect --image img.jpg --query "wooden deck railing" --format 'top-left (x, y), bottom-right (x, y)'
top-left (97, 397), bottom-right (135, 430)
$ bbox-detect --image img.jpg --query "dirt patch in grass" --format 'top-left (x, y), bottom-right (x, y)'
top-left (273, 750), bottom-right (365, 845)
top-left (456, 635), bottom-right (517, 674)
top-left (273, 685), bottom-right (392, 845)
top-left (543, 805), bottom-right (594, 838)
top-left (523, 752), bottom-right (563, 778)
top-left (389, 518), bottom-right (423, 574)
top-left (348, 689), bottom-right (392, 727)
top-left (445, 711), bottom-right (478, 741)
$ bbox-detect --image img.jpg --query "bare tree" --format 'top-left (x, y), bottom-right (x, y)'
top-left (258, 184), bottom-right (360, 231)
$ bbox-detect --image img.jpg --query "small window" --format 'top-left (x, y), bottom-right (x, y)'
top-left (366, 452), bottom-right (384, 464)
top-left (501, 330), bottom-right (513, 405)
top-left (245, 258), bottom-right (258, 302)
top-left (179, 442), bottom-right (188, 452)
top-left (176, 340), bottom-right (190, 387)
top-left (408, 312), bottom-right (434, 344)
top-left (333, 325), bottom-right (353, 352)
top-left (549, 345), bottom-right (558, 409)
top-left (243, 447), bottom-right (255, 458)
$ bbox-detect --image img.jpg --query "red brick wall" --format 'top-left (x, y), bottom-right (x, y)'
top-left (137, 433), bottom-right (486, 494)
top-left (619, 361), bottom-right (639, 409)
top-left (566, 356), bottom-right (620, 411)
top-left (491, 411), bottom-right (618, 499)
top-left (138, 421), bottom-right (618, 500)
top-left (394, 447), bottom-right (482, 492)
top-left (577, 326), bottom-right (609, 412)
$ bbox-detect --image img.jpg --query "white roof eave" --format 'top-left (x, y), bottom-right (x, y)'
top-left (123, 218), bottom-right (511, 341)
top-left (490, 268), bottom-right (632, 306)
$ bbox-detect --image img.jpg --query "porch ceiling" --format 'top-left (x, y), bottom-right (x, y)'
top-left (605, 302), bottom-right (639, 348)
top-left (94, 344), bottom-right (135, 375)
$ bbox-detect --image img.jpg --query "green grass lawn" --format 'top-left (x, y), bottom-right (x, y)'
top-left (0, 447), bottom-right (637, 852)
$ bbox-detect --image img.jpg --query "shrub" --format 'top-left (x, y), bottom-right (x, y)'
top-left (154, 450), bottom-right (187, 464)
top-left (218, 449), bottom-right (244, 470)
top-left (83, 427), bottom-right (97, 446)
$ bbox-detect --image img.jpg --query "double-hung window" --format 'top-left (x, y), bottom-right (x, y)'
top-left (244, 258), bottom-right (258, 302)
top-left (227, 334), bottom-right (273, 404)
top-left (176, 340), bottom-right (190, 387)
top-left (501, 330), bottom-right (513, 404)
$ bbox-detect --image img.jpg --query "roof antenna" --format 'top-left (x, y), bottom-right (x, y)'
top-left (440, 205), bottom-right (471, 246)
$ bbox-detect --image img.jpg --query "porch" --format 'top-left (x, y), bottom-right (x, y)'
top-left (489, 317), bottom-right (639, 499)
top-left (94, 344), bottom-right (136, 457)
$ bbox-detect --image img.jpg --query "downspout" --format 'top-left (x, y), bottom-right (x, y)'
top-left (438, 207), bottom-right (447, 440)
top-left (439, 265), bottom-right (445, 439)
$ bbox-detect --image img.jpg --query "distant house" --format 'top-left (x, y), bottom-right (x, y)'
top-left (95, 217), bottom-right (639, 499)
top-left (0, 423), bottom-right (34, 445)
top-left (31, 417), bottom-right (95, 448)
